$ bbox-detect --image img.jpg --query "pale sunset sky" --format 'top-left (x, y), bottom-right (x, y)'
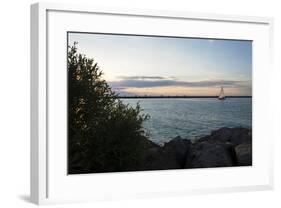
top-left (68, 32), bottom-right (252, 96)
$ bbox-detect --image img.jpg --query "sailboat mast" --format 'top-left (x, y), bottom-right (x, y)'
top-left (218, 86), bottom-right (226, 100)
top-left (221, 86), bottom-right (224, 96)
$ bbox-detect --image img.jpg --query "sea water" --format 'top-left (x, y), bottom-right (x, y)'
top-left (122, 98), bottom-right (252, 145)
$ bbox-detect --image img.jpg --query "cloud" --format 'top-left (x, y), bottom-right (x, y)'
top-left (109, 76), bottom-right (251, 89)
top-left (117, 76), bottom-right (167, 80)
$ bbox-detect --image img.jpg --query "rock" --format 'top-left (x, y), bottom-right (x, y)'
top-left (210, 127), bottom-right (234, 142)
top-left (229, 128), bottom-right (252, 146)
top-left (141, 146), bottom-right (181, 170)
top-left (140, 127), bottom-right (252, 170)
top-left (235, 143), bottom-right (252, 166)
top-left (140, 136), bottom-right (192, 170)
top-left (185, 141), bottom-right (236, 168)
top-left (197, 127), bottom-right (252, 146)
top-left (196, 127), bottom-right (233, 143)
top-left (163, 136), bottom-right (192, 167)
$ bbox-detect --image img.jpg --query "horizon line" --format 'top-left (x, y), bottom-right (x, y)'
top-left (117, 95), bottom-right (252, 99)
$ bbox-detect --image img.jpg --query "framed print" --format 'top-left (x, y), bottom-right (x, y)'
top-left (30, 2), bottom-right (274, 205)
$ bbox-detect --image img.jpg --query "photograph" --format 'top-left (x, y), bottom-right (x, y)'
top-left (67, 32), bottom-right (252, 174)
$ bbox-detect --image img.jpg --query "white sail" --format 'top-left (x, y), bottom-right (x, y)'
top-left (218, 86), bottom-right (225, 100)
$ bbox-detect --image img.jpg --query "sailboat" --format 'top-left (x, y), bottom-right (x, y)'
top-left (218, 86), bottom-right (226, 100)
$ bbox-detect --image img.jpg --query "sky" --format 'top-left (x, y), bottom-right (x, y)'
top-left (68, 32), bottom-right (252, 96)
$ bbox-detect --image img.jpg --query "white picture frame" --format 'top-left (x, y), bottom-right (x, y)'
top-left (30, 2), bottom-right (274, 205)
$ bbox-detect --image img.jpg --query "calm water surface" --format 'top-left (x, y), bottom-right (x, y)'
top-left (122, 98), bottom-right (252, 145)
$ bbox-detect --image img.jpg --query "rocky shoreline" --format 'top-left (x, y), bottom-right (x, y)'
top-left (140, 127), bottom-right (252, 170)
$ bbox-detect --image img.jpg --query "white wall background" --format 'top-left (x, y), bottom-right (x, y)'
top-left (0, 0), bottom-right (280, 207)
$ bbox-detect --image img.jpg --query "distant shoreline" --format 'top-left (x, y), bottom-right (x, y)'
top-left (118, 95), bottom-right (252, 99)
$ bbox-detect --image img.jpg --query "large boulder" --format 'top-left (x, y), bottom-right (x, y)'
top-left (185, 141), bottom-right (236, 168)
top-left (209, 127), bottom-right (234, 142)
top-left (163, 136), bottom-right (192, 167)
top-left (140, 136), bottom-right (191, 170)
top-left (235, 143), bottom-right (252, 166)
top-left (141, 146), bottom-right (181, 170)
top-left (229, 128), bottom-right (252, 146)
top-left (139, 127), bottom-right (252, 170)
top-left (197, 127), bottom-right (252, 146)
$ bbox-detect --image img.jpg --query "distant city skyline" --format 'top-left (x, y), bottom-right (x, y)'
top-left (68, 32), bottom-right (252, 96)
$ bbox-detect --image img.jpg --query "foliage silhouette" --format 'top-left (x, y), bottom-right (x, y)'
top-left (68, 42), bottom-right (150, 174)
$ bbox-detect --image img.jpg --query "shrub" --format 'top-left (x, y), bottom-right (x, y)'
top-left (68, 43), bottom-right (149, 173)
